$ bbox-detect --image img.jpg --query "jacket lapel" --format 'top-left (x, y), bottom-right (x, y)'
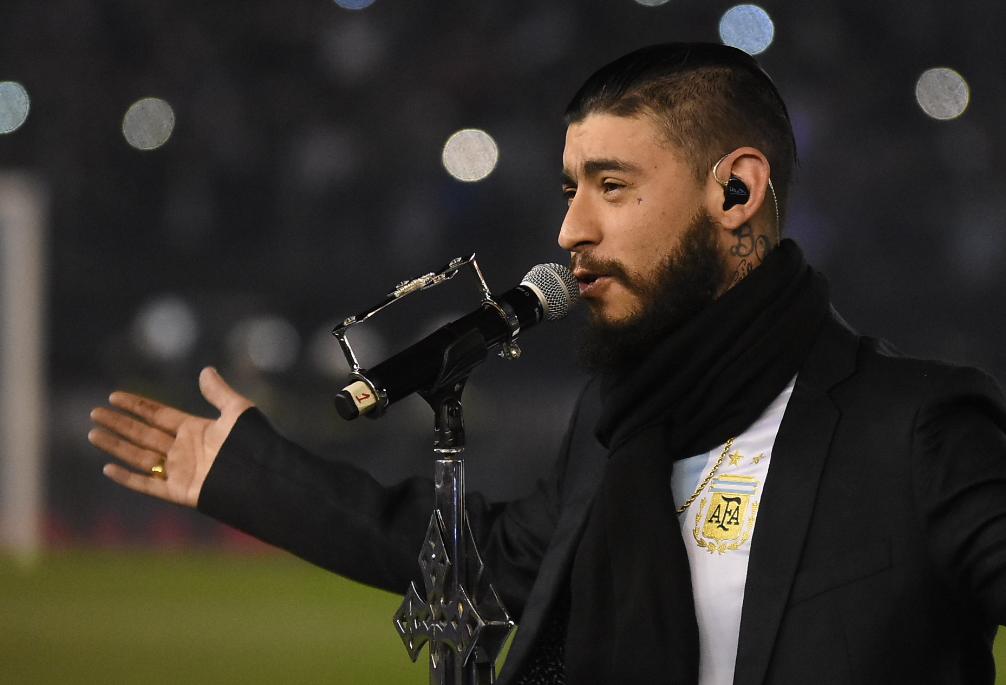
top-left (733, 310), bottom-right (858, 685)
top-left (498, 381), bottom-right (609, 681)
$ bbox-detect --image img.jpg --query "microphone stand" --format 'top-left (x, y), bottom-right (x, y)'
top-left (391, 327), bottom-right (515, 685)
top-left (331, 253), bottom-right (519, 683)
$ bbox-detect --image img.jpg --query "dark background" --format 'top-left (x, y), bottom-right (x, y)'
top-left (1, 0), bottom-right (1002, 546)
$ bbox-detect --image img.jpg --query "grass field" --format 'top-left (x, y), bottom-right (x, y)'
top-left (0, 550), bottom-right (420, 684)
top-left (2, 550), bottom-right (1005, 684)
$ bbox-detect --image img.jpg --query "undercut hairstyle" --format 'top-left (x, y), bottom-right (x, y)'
top-left (565, 42), bottom-right (798, 228)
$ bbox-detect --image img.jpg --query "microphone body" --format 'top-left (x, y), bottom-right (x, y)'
top-left (335, 263), bottom-right (576, 420)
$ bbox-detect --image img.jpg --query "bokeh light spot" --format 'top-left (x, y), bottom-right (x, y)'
top-left (320, 17), bottom-right (386, 84)
top-left (133, 296), bottom-right (198, 361)
top-left (334, 0), bottom-right (376, 9)
top-left (122, 97), bottom-right (176, 151)
top-left (634, 0), bottom-right (671, 6)
top-left (0, 81), bottom-right (30, 134)
top-left (915, 67), bottom-right (970, 121)
top-left (442, 128), bottom-right (499, 183)
top-left (229, 316), bottom-right (301, 373)
top-left (719, 4), bottom-right (775, 55)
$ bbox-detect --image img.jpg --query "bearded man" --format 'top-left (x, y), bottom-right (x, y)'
top-left (89, 43), bottom-right (1006, 684)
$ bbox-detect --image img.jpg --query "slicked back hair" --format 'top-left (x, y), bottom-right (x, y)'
top-left (565, 43), bottom-right (797, 229)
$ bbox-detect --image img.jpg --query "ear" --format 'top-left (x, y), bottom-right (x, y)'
top-left (703, 147), bottom-right (774, 233)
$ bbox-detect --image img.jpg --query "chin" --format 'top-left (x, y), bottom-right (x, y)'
top-left (589, 301), bottom-right (642, 329)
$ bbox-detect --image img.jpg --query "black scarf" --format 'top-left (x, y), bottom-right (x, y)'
top-left (558, 239), bottom-right (829, 683)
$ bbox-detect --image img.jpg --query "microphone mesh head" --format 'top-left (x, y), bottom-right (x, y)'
top-left (521, 263), bottom-right (579, 321)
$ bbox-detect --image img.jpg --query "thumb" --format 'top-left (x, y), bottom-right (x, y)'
top-left (199, 366), bottom-right (249, 414)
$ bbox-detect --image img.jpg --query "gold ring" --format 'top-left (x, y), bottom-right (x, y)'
top-left (150, 458), bottom-right (167, 480)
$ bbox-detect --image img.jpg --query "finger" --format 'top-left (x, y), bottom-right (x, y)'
top-left (90, 407), bottom-right (175, 454)
top-left (108, 392), bottom-right (188, 433)
top-left (88, 428), bottom-right (164, 471)
top-left (199, 366), bottom-right (247, 413)
top-left (102, 463), bottom-right (173, 502)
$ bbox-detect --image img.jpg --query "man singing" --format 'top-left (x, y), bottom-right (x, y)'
top-left (89, 42), bottom-right (1006, 684)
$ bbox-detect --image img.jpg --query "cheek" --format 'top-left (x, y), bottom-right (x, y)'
top-left (621, 209), bottom-right (676, 270)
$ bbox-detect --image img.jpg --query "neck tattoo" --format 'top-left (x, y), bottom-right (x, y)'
top-left (726, 223), bottom-right (774, 289)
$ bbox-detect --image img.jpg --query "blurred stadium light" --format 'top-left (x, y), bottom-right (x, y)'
top-left (228, 315), bottom-right (301, 373)
top-left (122, 97), bottom-right (176, 151)
top-left (334, 0), bottom-right (376, 9)
top-left (0, 173), bottom-right (47, 566)
top-left (442, 128), bottom-right (499, 182)
top-left (320, 16), bottom-right (386, 84)
top-left (719, 4), bottom-right (775, 55)
top-left (133, 295), bottom-right (199, 362)
top-left (0, 81), bottom-right (30, 135)
top-left (916, 67), bottom-right (971, 120)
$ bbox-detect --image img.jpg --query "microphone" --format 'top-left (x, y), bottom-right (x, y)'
top-left (334, 263), bottom-right (578, 420)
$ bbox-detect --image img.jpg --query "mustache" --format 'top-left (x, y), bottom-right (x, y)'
top-left (570, 253), bottom-right (640, 292)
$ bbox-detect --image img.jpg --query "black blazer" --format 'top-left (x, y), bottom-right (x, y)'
top-left (199, 311), bottom-right (1006, 684)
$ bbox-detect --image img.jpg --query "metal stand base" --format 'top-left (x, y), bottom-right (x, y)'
top-left (393, 390), bottom-right (514, 684)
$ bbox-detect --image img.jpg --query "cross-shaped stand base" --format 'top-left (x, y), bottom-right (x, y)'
top-left (393, 384), bottom-right (515, 684)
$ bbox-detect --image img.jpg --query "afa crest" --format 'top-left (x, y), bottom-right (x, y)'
top-left (692, 474), bottom-right (759, 554)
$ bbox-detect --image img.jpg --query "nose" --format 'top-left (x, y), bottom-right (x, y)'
top-left (557, 194), bottom-right (600, 253)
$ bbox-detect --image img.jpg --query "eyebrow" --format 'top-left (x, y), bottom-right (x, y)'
top-left (561, 158), bottom-right (643, 185)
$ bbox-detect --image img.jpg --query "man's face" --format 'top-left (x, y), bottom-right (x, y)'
top-left (560, 112), bottom-right (710, 325)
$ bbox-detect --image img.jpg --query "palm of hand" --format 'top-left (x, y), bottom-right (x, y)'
top-left (166, 415), bottom-right (220, 507)
top-left (89, 367), bottom-right (253, 508)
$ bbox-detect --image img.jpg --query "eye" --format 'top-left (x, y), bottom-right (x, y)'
top-left (601, 179), bottom-right (625, 195)
top-left (562, 185), bottom-right (577, 205)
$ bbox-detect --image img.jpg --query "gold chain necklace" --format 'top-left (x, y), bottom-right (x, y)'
top-left (675, 436), bottom-right (736, 515)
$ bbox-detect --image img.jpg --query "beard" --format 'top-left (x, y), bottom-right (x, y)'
top-left (576, 210), bottom-right (726, 373)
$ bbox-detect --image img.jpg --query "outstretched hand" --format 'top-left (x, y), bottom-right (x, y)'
top-left (88, 367), bottom-right (254, 508)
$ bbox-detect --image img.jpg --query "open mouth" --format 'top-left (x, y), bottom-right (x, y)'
top-left (573, 268), bottom-right (610, 296)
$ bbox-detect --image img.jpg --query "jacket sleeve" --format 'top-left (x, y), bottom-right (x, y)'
top-left (912, 365), bottom-right (1006, 622)
top-left (196, 395), bottom-right (582, 613)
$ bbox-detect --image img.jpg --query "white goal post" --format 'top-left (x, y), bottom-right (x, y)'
top-left (0, 172), bottom-right (47, 565)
